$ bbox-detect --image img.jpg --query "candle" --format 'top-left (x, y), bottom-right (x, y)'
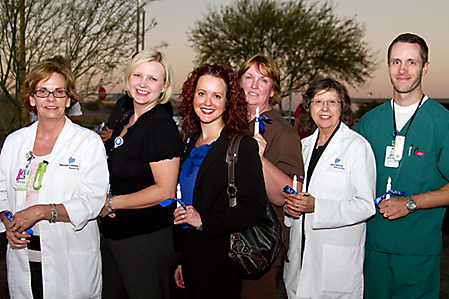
top-left (254, 107), bottom-right (260, 135)
top-left (293, 175), bottom-right (297, 192)
top-left (386, 177), bottom-right (391, 200)
top-left (176, 183), bottom-right (182, 208)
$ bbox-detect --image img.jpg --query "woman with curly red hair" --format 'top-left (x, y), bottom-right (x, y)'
top-left (173, 64), bottom-right (267, 298)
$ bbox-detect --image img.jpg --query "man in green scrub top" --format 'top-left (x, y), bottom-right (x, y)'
top-left (357, 33), bottom-right (449, 298)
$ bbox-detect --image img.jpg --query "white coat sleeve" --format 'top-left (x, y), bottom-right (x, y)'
top-left (312, 139), bottom-right (376, 229)
top-left (0, 146), bottom-right (9, 233)
top-left (62, 134), bottom-right (108, 230)
top-left (0, 136), bottom-right (16, 233)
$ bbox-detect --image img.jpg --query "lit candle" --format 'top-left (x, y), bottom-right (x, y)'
top-left (293, 175), bottom-right (297, 192)
top-left (254, 107), bottom-right (260, 135)
top-left (386, 177), bottom-right (391, 200)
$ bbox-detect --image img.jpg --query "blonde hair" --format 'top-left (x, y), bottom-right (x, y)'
top-left (124, 49), bottom-right (174, 104)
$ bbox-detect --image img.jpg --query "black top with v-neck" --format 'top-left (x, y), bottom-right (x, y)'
top-left (102, 104), bottom-right (184, 240)
top-left (306, 122), bottom-right (340, 192)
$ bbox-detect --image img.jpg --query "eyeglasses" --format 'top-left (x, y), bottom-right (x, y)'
top-left (310, 99), bottom-right (341, 107)
top-left (33, 89), bottom-right (69, 98)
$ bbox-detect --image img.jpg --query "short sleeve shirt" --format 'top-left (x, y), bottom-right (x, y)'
top-left (101, 104), bottom-right (184, 240)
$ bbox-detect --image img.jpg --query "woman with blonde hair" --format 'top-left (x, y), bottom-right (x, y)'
top-left (100, 49), bottom-right (184, 298)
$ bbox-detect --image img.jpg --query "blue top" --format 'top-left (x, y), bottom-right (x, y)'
top-left (179, 142), bottom-right (214, 228)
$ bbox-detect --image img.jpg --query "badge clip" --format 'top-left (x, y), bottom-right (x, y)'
top-left (393, 135), bottom-right (405, 162)
top-left (33, 160), bottom-right (48, 190)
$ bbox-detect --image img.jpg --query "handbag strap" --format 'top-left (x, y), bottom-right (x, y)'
top-left (226, 134), bottom-right (245, 207)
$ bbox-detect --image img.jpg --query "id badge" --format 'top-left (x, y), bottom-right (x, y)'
top-left (393, 135), bottom-right (405, 161)
top-left (14, 168), bottom-right (31, 190)
top-left (384, 146), bottom-right (399, 168)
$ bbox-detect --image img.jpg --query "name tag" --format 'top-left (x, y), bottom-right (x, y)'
top-left (14, 168), bottom-right (31, 190)
top-left (384, 146), bottom-right (399, 168)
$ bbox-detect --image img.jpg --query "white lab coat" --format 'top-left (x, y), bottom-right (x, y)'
top-left (284, 123), bottom-right (376, 299)
top-left (0, 118), bottom-right (108, 298)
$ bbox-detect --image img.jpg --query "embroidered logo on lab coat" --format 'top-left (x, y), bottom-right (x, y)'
top-left (59, 157), bottom-right (79, 170)
top-left (330, 157), bottom-right (345, 170)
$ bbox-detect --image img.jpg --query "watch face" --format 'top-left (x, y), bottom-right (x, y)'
top-left (407, 197), bottom-right (417, 211)
top-left (408, 202), bottom-right (417, 210)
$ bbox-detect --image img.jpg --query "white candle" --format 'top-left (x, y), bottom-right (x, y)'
top-left (176, 183), bottom-right (182, 207)
top-left (254, 107), bottom-right (260, 135)
top-left (386, 177), bottom-right (391, 200)
top-left (293, 175), bottom-right (297, 192)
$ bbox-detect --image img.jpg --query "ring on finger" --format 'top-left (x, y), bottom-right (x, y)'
top-left (181, 214), bottom-right (185, 219)
top-left (385, 211), bottom-right (389, 217)
top-left (296, 204), bottom-right (299, 208)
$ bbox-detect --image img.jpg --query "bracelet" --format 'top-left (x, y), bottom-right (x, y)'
top-left (49, 203), bottom-right (58, 223)
top-left (106, 195), bottom-right (115, 213)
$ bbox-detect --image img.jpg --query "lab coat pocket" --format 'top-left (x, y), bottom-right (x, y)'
top-left (320, 170), bottom-right (347, 200)
top-left (321, 244), bottom-right (362, 295)
top-left (68, 249), bottom-right (101, 298)
top-left (48, 171), bottom-right (78, 200)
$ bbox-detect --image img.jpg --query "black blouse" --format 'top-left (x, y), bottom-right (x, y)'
top-left (101, 104), bottom-right (184, 240)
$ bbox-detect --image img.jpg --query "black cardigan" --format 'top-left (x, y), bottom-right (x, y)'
top-left (178, 131), bottom-right (267, 258)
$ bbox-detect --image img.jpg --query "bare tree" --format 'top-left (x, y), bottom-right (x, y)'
top-left (0, 0), bottom-right (160, 133)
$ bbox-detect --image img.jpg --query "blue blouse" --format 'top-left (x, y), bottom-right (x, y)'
top-left (179, 142), bottom-right (214, 228)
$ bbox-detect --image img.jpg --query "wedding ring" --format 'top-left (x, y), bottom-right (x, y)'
top-left (296, 204), bottom-right (299, 208)
top-left (181, 214), bottom-right (185, 219)
top-left (385, 211), bottom-right (389, 217)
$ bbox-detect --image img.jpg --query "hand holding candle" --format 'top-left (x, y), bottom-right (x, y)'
top-left (95, 122), bottom-right (105, 134)
top-left (386, 177), bottom-right (391, 200)
top-left (176, 183), bottom-right (184, 209)
top-left (254, 107), bottom-right (260, 136)
top-left (3, 212), bottom-right (33, 235)
top-left (293, 175), bottom-right (297, 193)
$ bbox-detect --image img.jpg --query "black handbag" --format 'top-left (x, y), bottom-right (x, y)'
top-left (226, 134), bottom-right (284, 276)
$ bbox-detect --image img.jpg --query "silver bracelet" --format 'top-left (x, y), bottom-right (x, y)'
top-left (106, 195), bottom-right (115, 213)
top-left (49, 203), bottom-right (58, 223)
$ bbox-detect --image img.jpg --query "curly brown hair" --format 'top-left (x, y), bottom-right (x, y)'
top-left (300, 78), bottom-right (354, 132)
top-left (179, 64), bottom-right (248, 138)
top-left (19, 56), bottom-right (80, 114)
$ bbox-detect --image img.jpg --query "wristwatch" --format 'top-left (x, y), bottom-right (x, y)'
top-left (406, 196), bottom-right (417, 212)
top-left (106, 195), bottom-right (115, 213)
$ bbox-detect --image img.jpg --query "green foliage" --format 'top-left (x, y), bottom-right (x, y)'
top-left (190, 0), bottom-right (378, 97)
top-left (88, 117), bottom-right (106, 126)
top-left (83, 100), bottom-right (100, 111)
top-left (105, 102), bottom-right (115, 114)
